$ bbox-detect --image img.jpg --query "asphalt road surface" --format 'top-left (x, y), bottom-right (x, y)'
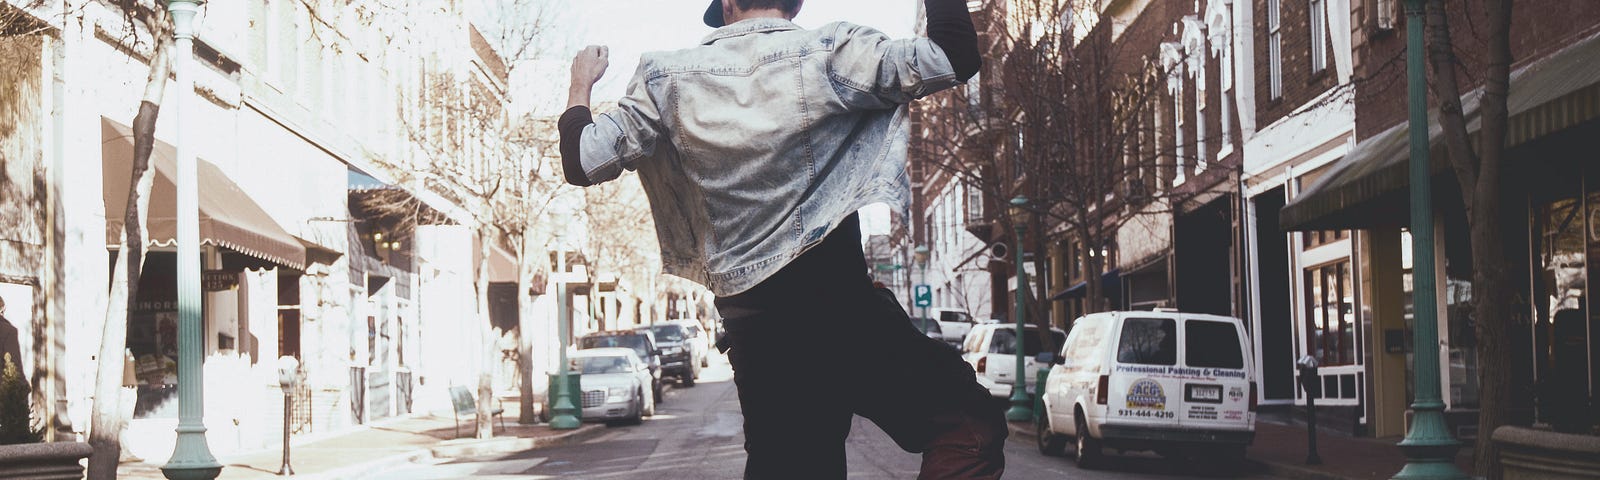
top-left (371, 355), bottom-right (1281, 479)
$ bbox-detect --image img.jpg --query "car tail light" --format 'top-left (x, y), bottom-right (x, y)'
top-left (1096, 375), bottom-right (1109, 405)
top-left (1248, 381), bottom-right (1258, 412)
top-left (976, 356), bottom-right (987, 374)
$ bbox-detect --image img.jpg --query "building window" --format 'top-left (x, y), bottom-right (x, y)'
top-left (1374, 0), bottom-right (1397, 31)
top-left (966, 183), bottom-right (984, 224)
top-left (1303, 261), bottom-right (1355, 366)
top-left (1012, 131), bottom-right (1025, 179)
top-left (1310, 0), bottom-right (1328, 73)
top-left (1303, 229), bottom-right (1349, 249)
top-left (1267, 0), bottom-right (1283, 99)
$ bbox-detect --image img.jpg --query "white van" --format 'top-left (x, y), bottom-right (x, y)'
top-left (1036, 311), bottom-right (1255, 469)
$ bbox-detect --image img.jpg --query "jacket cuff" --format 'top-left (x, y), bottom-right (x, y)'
top-left (559, 106), bottom-right (595, 187)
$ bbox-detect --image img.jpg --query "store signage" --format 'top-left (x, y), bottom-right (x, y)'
top-left (203, 270), bottom-right (238, 291)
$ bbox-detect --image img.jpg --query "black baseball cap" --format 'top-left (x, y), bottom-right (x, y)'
top-left (704, 0), bottom-right (725, 28)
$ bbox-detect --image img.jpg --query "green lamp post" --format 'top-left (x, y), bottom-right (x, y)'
top-left (549, 242), bottom-right (581, 430)
top-left (1392, 1), bottom-right (1467, 478)
top-left (1005, 196), bottom-right (1034, 422)
top-left (161, 1), bottom-right (222, 478)
top-left (914, 245), bottom-right (930, 319)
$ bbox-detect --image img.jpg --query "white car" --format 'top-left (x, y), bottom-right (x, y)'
top-left (676, 320), bottom-right (711, 368)
top-left (931, 308), bottom-right (976, 344)
top-left (568, 348), bottom-right (655, 425)
top-left (961, 323), bottom-right (1067, 398)
top-left (1036, 311), bottom-right (1256, 469)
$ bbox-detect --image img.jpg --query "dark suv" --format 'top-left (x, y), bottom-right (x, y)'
top-left (639, 323), bottom-right (697, 387)
top-left (578, 330), bottom-right (664, 402)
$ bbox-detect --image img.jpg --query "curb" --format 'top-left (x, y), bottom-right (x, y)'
top-left (302, 424), bottom-right (606, 480)
top-left (429, 424), bottom-right (607, 459)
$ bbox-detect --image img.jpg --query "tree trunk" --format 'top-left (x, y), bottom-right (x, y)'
top-left (475, 227), bottom-right (496, 439)
top-left (87, 45), bottom-right (169, 480)
top-left (515, 231), bottom-right (536, 425)
top-left (1424, 0), bottom-right (1515, 475)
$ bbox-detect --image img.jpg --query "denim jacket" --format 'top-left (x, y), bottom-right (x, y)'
top-left (570, 18), bottom-right (963, 295)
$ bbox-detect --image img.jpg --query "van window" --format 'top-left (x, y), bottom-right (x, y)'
top-left (1186, 320), bottom-right (1244, 369)
top-left (1062, 318), bottom-right (1108, 372)
top-left (1117, 318), bottom-right (1176, 365)
top-left (939, 311), bottom-right (974, 324)
top-left (988, 328), bottom-right (1067, 356)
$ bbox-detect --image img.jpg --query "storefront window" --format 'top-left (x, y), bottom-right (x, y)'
top-left (1530, 169), bottom-right (1596, 433)
top-left (1304, 261), bottom-right (1356, 366)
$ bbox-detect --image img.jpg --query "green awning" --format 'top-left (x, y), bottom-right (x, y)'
top-left (1281, 29), bottom-right (1600, 231)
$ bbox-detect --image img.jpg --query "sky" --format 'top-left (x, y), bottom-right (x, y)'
top-left (498, 0), bottom-right (917, 236)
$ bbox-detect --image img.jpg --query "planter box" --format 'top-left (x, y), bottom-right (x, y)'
top-left (1493, 425), bottom-right (1600, 480)
top-left (0, 441), bottom-right (93, 480)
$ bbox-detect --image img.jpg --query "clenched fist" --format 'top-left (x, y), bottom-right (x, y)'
top-left (572, 45), bottom-right (610, 88)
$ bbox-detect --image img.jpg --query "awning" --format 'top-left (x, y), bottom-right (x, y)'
top-left (1281, 28), bottom-right (1600, 231)
top-left (102, 118), bottom-right (306, 270)
top-left (1050, 269), bottom-right (1122, 301)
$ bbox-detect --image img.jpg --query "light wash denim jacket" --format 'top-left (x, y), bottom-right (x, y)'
top-left (572, 18), bottom-right (962, 296)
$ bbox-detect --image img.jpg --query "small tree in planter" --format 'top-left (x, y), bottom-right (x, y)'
top-left (0, 353), bottom-right (41, 445)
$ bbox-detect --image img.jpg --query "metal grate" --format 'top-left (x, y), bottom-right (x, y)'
top-left (582, 390), bottom-right (606, 408)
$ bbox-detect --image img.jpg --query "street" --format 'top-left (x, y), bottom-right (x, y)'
top-left (367, 356), bottom-right (1282, 480)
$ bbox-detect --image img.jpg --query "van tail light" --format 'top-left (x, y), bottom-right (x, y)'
top-left (1096, 375), bottom-right (1109, 405)
top-left (1248, 381), bottom-right (1258, 412)
top-left (976, 356), bottom-right (987, 374)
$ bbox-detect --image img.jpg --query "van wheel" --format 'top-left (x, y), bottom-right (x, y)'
top-left (1074, 415), bottom-right (1103, 469)
top-left (682, 373), bottom-right (696, 387)
top-left (1036, 415), bottom-right (1068, 456)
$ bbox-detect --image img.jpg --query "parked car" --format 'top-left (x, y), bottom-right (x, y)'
top-left (1036, 311), bottom-right (1256, 469)
top-left (908, 317), bottom-right (945, 340)
top-left (676, 320), bottom-right (711, 368)
top-left (639, 323), bottom-right (697, 386)
top-left (578, 330), bottom-right (663, 402)
top-left (961, 323), bottom-right (1067, 398)
top-left (564, 348), bottom-right (654, 425)
top-left (932, 308), bottom-right (976, 344)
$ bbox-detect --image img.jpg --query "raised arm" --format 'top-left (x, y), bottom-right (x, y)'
top-left (560, 47), bottom-right (667, 187)
top-left (828, 0), bottom-right (982, 109)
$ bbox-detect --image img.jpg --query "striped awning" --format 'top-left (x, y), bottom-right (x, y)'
top-left (1281, 29), bottom-right (1600, 231)
top-left (102, 118), bottom-right (307, 270)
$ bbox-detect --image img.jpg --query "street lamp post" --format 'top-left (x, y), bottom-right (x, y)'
top-left (162, 1), bottom-right (221, 478)
top-left (914, 245), bottom-right (930, 319)
top-left (549, 242), bottom-right (581, 429)
top-left (1004, 196), bottom-right (1033, 422)
top-left (1392, 1), bottom-right (1466, 479)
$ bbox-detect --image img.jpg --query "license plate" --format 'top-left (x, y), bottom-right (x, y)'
top-left (1187, 384), bottom-right (1222, 403)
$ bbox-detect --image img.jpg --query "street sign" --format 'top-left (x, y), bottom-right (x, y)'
top-left (914, 284), bottom-right (932, 308)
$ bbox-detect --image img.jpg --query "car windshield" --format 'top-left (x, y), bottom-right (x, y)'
top-left (578, 356), bottom-right (634, 375)
top-left (582, 335), bottom-right (648, 357)
top-left (988, 328), bottom-right (1066, 356)
top-left (649, 325), bottom-right (686, 342)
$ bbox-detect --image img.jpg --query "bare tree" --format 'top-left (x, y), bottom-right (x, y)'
top-left (1424, 0), bottom-right (1514, 473)
top-left (912, 0), bottom-right (1208, 350)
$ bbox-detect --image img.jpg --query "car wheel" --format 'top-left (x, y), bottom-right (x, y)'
top-left (1075, 414), bottom-right (1103, 470)
top-left (1036, 415), bottom-right (1068, 456)
top-left (653, 381), bottom-right (664, 403)
top-left (682, 373), bottom-right (696, 387)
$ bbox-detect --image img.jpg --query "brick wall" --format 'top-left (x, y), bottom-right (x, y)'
top-left (1354, 0), bottom-right (1600, 140)
top-left (1253, 0), bottom-right (1341, 128)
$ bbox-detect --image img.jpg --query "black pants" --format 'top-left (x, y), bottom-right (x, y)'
top-left (715, 215), bottom-right (1007, 480)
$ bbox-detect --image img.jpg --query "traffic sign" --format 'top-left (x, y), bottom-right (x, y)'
top-left (914, 284), bottom-right (932, 308)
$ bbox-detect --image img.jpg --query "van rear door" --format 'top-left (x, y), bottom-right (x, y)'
top-left (1176, 318), bottom-right (1253, 431)
top-left (1106, 316), bottom-right (1181, 428)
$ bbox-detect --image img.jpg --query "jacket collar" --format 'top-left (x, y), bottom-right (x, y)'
top-left (701, 18), bottom-right (801, 45)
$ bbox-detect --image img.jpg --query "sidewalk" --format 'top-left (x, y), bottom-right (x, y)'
top-left (118, 400), bottom-right (604, 480)
top-left (1007, 419), bottom-right (1477, 480)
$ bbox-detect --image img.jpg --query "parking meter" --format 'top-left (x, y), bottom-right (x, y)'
top-left (1296, 355), bottom-right (1322, 465)
top-left (276, 356), bottom-right (300, 475)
